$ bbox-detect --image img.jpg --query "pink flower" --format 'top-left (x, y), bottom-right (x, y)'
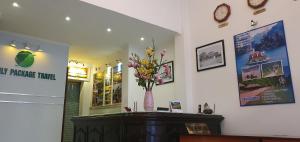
top-left (128, 62), bottom-right (133, 68)
top-left (163, 65), bottom-right (171, 77)
top-left (155, 74), bottom-right (161, 80)
top-left (158, 78), bottom-right (164, 85)
top-left (133, 63), bottom-right (139, 68)
top-left (155, 74), bottom-right (164, 85)
top-left (160, 49), bottom-right (166, 57)
top-left (134, 72), bottom-right (139, 77)
top-left (141, 75), bottom-right (150, 80)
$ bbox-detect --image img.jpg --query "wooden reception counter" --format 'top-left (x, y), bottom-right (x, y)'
top-left (71, 112), bottom-right (224, 142)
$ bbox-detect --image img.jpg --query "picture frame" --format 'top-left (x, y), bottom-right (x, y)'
top-left (67, 66), bottom-right (91, 82)
top-left (169, 100), bottom-right (183, 113)
top-left (196, 40), bottom-right (226, 72)
top-left (156, 61), bottom-right (174, 85)
top-left (233, 20), bottom-right (295, 106)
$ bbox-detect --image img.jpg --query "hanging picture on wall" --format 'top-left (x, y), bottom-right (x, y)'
top-left (234, 20), bottom-right (295, 106)
top-left (156, 61), bottom-right (174, 85)
top-left (112, 64), bottom-right (122, 104)
top-left (196, 40), bottom-right (226, 72)
top-left (92, 70), bottom-right (104, 107)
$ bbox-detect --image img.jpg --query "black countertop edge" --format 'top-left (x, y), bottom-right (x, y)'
top-left (71, 112), bottom-right (224, 121)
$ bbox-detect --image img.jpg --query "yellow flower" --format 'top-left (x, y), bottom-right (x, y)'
top-left (136, 67), bottom-right (151, 80)
top-left (146, 47), bottom-right (154, 57)
top-left (140, 59), bottom-right (149, 66)
top-left (152, 59), bottom-right (158, 65)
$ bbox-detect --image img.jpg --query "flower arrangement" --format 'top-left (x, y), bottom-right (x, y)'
top-left (128, 41), bottom-right (170, 91)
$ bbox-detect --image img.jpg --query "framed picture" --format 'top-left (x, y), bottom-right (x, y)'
top-left (156, 61), bottom-right (174, 85)
top-left (196, 40), bottom-right (226, 72)
top-left (234, 20), bottom-right (295, 106)
top-left (169, 100), bottom-right (183, 113)
top-left (68, 66), bottom-right (91, 82)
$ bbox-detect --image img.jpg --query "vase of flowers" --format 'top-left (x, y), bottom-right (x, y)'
top-left (128, 40), bottom-right (170, 111)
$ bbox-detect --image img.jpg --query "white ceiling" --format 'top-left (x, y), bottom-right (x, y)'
top-left (0, 0), bottom-right (176, 61)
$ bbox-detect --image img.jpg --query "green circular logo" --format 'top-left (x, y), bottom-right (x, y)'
top-left (15, 51), bottom-right (35, 68)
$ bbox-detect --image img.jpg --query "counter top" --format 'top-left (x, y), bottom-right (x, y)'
top-left (72, 112), bottom-right (224, 121)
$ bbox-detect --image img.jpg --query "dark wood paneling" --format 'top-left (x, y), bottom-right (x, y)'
top-left (72, 112), bottom-right (224, 142)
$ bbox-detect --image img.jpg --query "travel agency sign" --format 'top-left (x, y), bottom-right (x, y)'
top-left (0, 50), bottom-right (56, 80)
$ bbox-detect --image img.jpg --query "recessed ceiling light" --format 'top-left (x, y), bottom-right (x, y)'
top-left (37, 49), bottom-right (44, 52)
top-left (37, 46), bottom-right (43, 52)
top-left (24, 43), bottom-right (31, 50)
top-left (140, 37), bottom-right (145, 41)
top-left (107, 28), bottom-right (112, 32)
top-left (65, 16), bottom-right (71, 21)
top-left (9, 41), bottom-right (16, 48)
top-left (12, 2), bottom-right (20, 8)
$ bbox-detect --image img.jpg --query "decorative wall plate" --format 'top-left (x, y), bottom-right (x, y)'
top-left (214, 3), bottom-right (231, 23)
top-left (248, 0), bottom-right (268, 9)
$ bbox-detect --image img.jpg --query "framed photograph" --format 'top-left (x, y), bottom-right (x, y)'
top-left (156, 61), bottom-right (174, 85)
top-left (169, 100), bottom-right (183, 113)
top-left (185, 123), bottom-right (211, 135)
top-left (68, 66), bottom-right (91, 82)
top-left (196, 40), bottom-right (226, 72)
top-left (234, 20), bottom-right (295, 106)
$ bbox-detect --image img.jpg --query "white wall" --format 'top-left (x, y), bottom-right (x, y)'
top-left (0, 31), bottom-right (69, 142)
top-left (173, 0), bottom-right (194, 112)
top-left (80, 0), bottom-right (182, 33)
top-left (78, 64), bottom-right (94, 116)
top-left (181, 0), bottom-right (300, 138)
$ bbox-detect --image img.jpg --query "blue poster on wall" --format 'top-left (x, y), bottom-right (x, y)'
top-left (234, 20), bottom-right (295, 106)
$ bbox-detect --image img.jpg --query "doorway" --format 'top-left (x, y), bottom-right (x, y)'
top-left (62, 82), bottom-right (81, 142)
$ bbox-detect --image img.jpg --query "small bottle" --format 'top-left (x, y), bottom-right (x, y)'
top-left (198, 105), bottom-right (202, 113)
top-left (133, 101), bottom-right (137, 112)
top-left (213, 104), bottom-right (216, 114)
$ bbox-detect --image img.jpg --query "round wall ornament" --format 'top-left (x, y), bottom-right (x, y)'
top-left (248, 0), bottom-right (268, 9)
top-left (214, 3), bottom-right (231, 23)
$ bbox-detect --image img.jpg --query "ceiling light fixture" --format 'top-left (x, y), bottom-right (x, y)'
top-left (65, 16), bottom-right (71, 21)
top-left (140, 37), bottom-right (145, 41)
top-left (37, 46), bottom-right (44, 52)
top-left (12, 2), bottom-right (20, 8)
top-left (9, 41), bottom-right (16, 48)
top-left (107, 28), bottom-right (112, 32)
top-left (24, 43), bottom-right (31, 50)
